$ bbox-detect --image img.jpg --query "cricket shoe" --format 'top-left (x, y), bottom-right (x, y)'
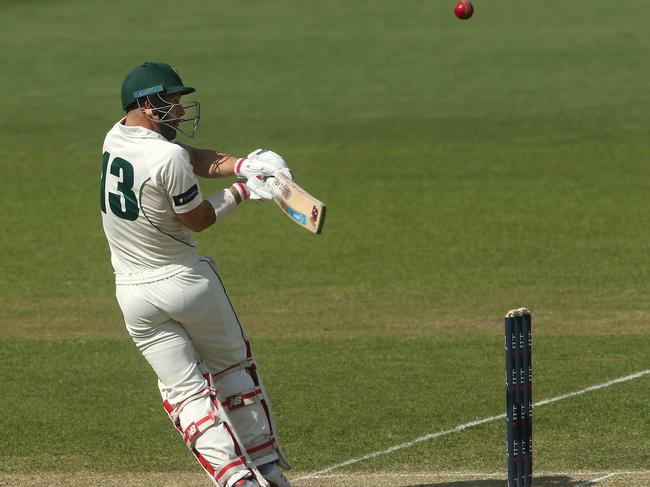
top-left (258, 462), bottom-right (291, 487)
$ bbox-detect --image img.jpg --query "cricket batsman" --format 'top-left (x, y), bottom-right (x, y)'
top-left (99, 61), bottom-right (292, 487)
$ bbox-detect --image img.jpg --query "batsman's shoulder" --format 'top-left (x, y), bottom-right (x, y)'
top-left (146, 139), bottom-right (192, 181)
top-left (148, 138), bottom-right (190, 164)
top-left (168, 140), bottom-right (190, 160)
top-left (174, 140), bottom-right (192, 156)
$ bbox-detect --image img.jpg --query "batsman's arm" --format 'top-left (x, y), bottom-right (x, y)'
top-left (179, 144), bottom-right (291, 180)
top-left (177, 142), bottom-right (238, 178)
top-left (176, 200), bottom-right (216, 232)
top-left (176, 182), bottom-right (249, 232)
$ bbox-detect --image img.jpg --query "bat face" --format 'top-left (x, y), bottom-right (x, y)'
top-left (269, 173), bottom-right (326, 234)
top-left (273, 177), bottom-right (293, 200)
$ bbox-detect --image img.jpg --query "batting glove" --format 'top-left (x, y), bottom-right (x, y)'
top-left (245, 176), bottom-right (274, 202)
top-left (234, 149), bottom-right (293, 180)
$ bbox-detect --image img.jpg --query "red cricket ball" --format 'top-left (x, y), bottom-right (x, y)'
top-left (454, 0), bottom-right (474, 20)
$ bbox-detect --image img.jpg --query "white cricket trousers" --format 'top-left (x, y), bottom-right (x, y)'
top-left (115, 256), bottom-right (275, 478)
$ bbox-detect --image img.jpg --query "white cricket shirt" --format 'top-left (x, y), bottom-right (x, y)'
top-left (101, 119), bottom-right (204, 283)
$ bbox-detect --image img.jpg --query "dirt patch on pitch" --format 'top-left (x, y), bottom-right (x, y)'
top-left (0, 473), bottom-right (207, 487)
top-left (1, 295), bottom-right (125, 340)
top-left (2, 471), bottom-right (650, 486)
top-left (295, 472), bottom-right (650, 486)
top-left (5, 291), bottom-right (650, 341)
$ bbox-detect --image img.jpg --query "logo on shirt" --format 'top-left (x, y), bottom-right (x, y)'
top-left (173, 184), bottom-right (199, 206)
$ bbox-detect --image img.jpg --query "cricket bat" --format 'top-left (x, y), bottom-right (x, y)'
top-left (268, 172), bottom-right (326, 234)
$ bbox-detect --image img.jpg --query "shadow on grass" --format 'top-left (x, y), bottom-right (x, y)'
top-left (404, 475), bottom-right (579, 487)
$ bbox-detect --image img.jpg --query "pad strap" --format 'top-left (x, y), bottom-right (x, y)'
top-left (183, 410), bottom-right (219, 448)
top-left (163, 387), bottom-right (212, 423)
top-left (223, 387), bottom-right (263, 411)
top-left (247, 437), bottom-right (277, 460)
top-left (215, 456), bottom-right (248, 486)
top-left (213, 360), bottom-right (250, 381)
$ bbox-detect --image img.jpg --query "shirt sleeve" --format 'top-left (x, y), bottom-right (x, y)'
top-left (160, 145), bottom-right (204, 214)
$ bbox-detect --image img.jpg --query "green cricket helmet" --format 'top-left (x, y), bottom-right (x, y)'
top-left (120, 61), bottom-right (200, 139)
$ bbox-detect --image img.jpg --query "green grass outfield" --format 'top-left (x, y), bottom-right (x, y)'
top-left (1, 0), bottom-right (650, 485)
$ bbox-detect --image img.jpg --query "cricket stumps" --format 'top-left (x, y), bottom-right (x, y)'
top-left (505, 307), bottom-right (533, 487)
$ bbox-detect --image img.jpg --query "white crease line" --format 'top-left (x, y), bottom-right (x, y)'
top-left (293, 413), bottom-right (506, 482)
top-left (534, 369), bottom-right (650, 407)
top-left (576, 472), bottom-right (622, 486)
top-left (293, 369), bottom-right (650, 483)
top-left (306, 472), bottom-right (503, 479)
top-left (302, 471), bottom-right (650, 479)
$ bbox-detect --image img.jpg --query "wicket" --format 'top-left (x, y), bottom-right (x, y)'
top-left (505, 308), bottom-right (533, 487)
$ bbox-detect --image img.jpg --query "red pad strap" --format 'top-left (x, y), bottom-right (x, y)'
top-left (183, 410), bottom-right (218, 448)
top-left (162, 387), bottom-right (212, 422)
top-left (223, 388), bottom-right (263, 411)
top-left (213, 361), bottom-right (249, 381)
top-left (197, 451), bottom-right (216, 476)
top-left (247, 437), bottom-right (276, 456)
top-left (216, 457), bottom-right (247, 482)
top-left (163, 400), bottom-right (174, 414)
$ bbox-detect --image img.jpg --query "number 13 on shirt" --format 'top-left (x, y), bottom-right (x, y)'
top-left (100, 151), bottom-right (140, 221)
